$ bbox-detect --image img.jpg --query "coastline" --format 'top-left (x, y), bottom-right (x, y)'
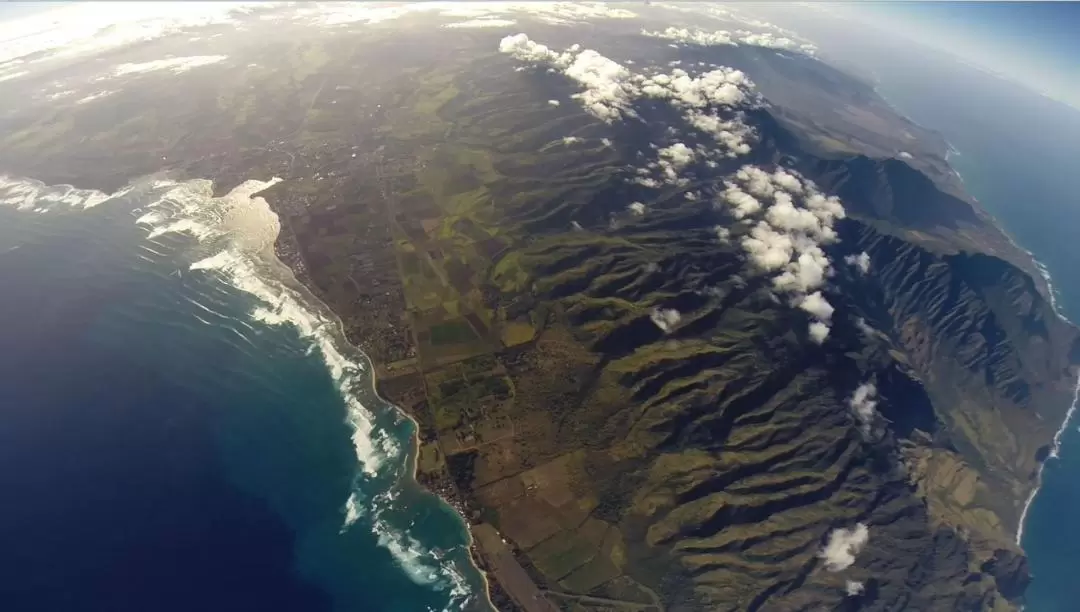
top-left (266, 211), bottom-right (499, 612)
top-left (937, 146), bottom-right (1080, 546)
top-left (1016, 372), bottom-right (1080, 545)
top-left (879, 92), bottom-right (1080, 548)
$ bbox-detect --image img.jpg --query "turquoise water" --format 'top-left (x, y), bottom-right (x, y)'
top-left (0, 177), bottom-right (489, 612)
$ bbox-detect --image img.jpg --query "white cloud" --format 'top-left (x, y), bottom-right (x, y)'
top-left (628, 201), bottom-right (646, 216)
top-left (500, 34), bottom-right (639, 123)
top-left (499, 34), bottom-right (759, 163)
top-left (498, 33), bottom-right (571, 65)
top-left (562, 136), bottom-right (583, 146)
top-left (658, 142), bottom-right (695, 168)
top-left (643, 26), bottom-right (817, 55)
top-left (798, 291), bottom-right (834, 322)
top-left (714, 165), bottom-right (847, 340)
top-left (845, 251), bottom-right (870, 274)
top-left (113, 55), bottom-right (227, 77)
top-left (715, 225), bottom-right (731, 242)
top-left (855, 317), bottom-right (875, 337)
top-left (563, 49), bottom-right (639, 122)
top-left (650, 308), bottom-right (682, 333)
top-left (845, 580), bottom-right (865, 596)
top-left (898, 151), bottom-right (913, 160)
top-left (820, 523), bottom-right (869, 571)
top-left (720, 184), bottom-right (763, 219)
top-left (808, 321), bottom-right (831, 344)
top-left (652, 142), bottom-right (697, 183)
top-left (848, 382), bottom-right (877, 434)
top-left (643, 27), bottom-right (735, 47)
top-left (547, 99), bottom-right (561, 106)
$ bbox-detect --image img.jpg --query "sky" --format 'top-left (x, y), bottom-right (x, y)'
top-left (842, 2), bottom-right (1080, 110)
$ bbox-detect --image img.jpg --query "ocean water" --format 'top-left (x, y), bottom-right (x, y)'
top-left (0, 176), bottom-right (488, 612)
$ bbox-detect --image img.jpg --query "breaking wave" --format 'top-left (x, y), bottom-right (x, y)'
top-left (0, 174), bottom-right (117, 211)
top-left (1, 173), bottom-right (481, 610)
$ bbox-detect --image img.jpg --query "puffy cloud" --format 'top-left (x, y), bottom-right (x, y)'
top-left (499, 33), bottom-right (570, 65)
top-left (628, 201), bottom-right (646, 216)
top-left (633, 177), bottom-right (662, 188)
top-left (651, 142), bottom-right (697, 183)
top-left (499, 34), bottom-right (637, 123)
top-left (742, 222), bottom-right (795, 271)
top-left (563, 49), bottom-right (638, 122)
top-left (845, 580), bottom-right (865, 596)
top-left (687, 112), bottom-right (753, 156)
top-left (898, 151), bottom-right (913, 160)
top-left (643, 26), bottom-right (817, 55)
top-left (798, 291), bottom-right (834, 322)
top-left (658, 142), bottom-right (695, 167)
top-left (808, 321), bottom-right (831, 344)
top-left (642, 27), bottom-right (735, 47)
top-left (771, 168), bottom-right (804, 194)
top-left (639, 67), bottom-right (755, 109)
top-left (650, 308), bottom-right (682, 332)
top-left (848, 382), bottom-right (877, 433)
top-left (845, 251), bottom-right (870, 274)
top-left (562, 136), bottom-right (583, 145)
top-left (499, 34), bottom-right (759, 158)
top-left (820, 523), bottom-right (869, 571)
top-left (720, 184), bottom-right (763, 219)
top-left (714, 165), bottom-right (847, 340)
top-left (547, 99), bottom-right (560, 106)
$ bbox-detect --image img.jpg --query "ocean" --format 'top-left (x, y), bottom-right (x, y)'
top-left (868, 81), bottom-right (1080, 610)
top-left (0, 176), bottom-right (489, 612)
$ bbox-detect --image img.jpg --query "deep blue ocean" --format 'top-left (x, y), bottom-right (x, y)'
top-left (0, 177), bottom-right (488, 612)
top-left (869, 80), bottom-right (1080, 611)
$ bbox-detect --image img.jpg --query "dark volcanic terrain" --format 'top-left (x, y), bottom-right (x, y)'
top-left (0, 10), bottom-right (1076, 612)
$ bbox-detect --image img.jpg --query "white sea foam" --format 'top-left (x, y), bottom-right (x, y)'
top-left (128, 176), bottom-right (475, 606)
top-left (0, 175), bottom-right (115, 212)
top-left (134, 178), bottom-right (392, 478)
top-left (367, 491), bottom-right (474, 610)
top-left (1017, 371), bottom-right (1080, 545)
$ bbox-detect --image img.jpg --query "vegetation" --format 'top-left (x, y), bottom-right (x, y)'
top-left (2, 16), bottom-right (1075, 611)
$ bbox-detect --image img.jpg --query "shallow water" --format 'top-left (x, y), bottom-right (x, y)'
top-left (0, 176), bottom-right (487, 612)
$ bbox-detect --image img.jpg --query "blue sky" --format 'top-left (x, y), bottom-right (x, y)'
top-left (846, 2), bottom-right (1080, 109)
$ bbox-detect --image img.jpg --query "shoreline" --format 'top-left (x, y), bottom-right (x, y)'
top-left (1016, 371), bottom-right (1080, 545)
top-left (934, 146), bottom-right (1080, 546)
top-left (265, 215), bottom-right (499, 612)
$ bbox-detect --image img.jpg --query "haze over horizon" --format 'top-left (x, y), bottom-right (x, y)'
top-left (837, 1), bottom-right (1080, 111)
top-left (1, 1), bottom-right (1078, 112)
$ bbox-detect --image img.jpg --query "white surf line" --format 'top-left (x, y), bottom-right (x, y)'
top-left (1017, 371), bottom-right (1080, 545)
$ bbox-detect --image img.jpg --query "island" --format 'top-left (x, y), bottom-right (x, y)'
top-left (1, 8), bottom-right (1076, 611)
